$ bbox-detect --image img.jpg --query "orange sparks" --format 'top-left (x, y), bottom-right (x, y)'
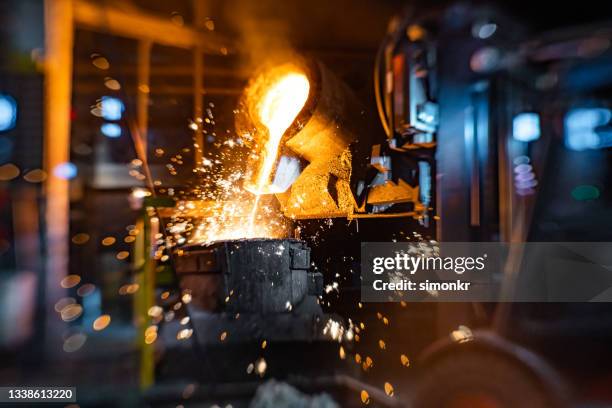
top-left (179, 67), bottom-right (309, 245)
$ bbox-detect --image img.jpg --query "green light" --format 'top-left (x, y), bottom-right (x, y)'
top-left (571, 185), bottom-right (600, 201)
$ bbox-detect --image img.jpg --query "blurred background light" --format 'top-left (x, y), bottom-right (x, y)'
top-left (516, 178), bottom-right (538, 189)
top-left (470, 46), bottom-right (501, 73)
top-left (564, 108), bottom-right (611, 151)
top-left (53, 162), bottom-right (78, 180)
top-left (513, 155), bottom-right (538, 196)
top-left (473, 22), bottom-right (497, 39)
top-left (515, 171), bottom-right (535, 182)
top-left (513, 112), bottom-right (541, 142)
top-left (101, 96), bottom-right (124, 121)
top-left (101, 123), bottom-right (122, 138)
top-left (0, 94), bottom-right (18, 132)
top-left (571, 184), bottom-right (600, 201)
top-left (514, 163), bottom-right (533, 174)
top-left (516, 188), bottom-right (536, 197)
top-left (131, 187), bottom-right (151, 199)
top-left (0, 163), bottom-right (20, 181)
top-left (513, 155), bottom-right (530, 165)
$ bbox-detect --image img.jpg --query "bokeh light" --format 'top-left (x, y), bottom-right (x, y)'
top-left (0, 93), bottom-right (17, 132)
top-left (101, 123), bottom-right (122, 138)
top-left (53, 162), bottom-right (78, 180)
top-left (101, 96), bottom-right (124, 121)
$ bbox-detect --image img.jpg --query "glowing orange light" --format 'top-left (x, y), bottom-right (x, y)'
top-left (182, 68), bottom-right (309, 245)
top-left (247, 72), bottom-right (309, 194)
top-left (93, 314), bottom-right (111, 331)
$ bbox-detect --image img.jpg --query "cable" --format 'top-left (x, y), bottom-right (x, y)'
top-left (374, 34), bottom-right (392, 138)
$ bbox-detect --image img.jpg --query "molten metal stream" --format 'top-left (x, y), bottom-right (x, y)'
top-left (246, 71), bottom-right (310, 233)
top-left (248, 72), bottom-right (310, 194)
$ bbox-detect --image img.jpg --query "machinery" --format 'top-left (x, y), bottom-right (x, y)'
top-left (374, 4), bottom-right (612, 408)
top-left (233, 57), bottom-right (425, 221)
top-left (158, 239), bottom-right (334, 382)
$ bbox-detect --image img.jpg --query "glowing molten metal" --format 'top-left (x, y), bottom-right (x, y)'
top-left (182, 68), bottom-right (310, 245)
top-left (247, 72), bottom-right (310, 194)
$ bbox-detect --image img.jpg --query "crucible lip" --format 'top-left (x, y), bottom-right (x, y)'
top-left (173, 237), bottom-right (309, 278)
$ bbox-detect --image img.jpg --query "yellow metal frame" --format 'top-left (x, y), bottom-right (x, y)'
top-left (133, 214), bottom-right (155, 388)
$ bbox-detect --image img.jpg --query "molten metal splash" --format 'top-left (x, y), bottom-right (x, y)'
top-left (186, 195), bottom-right (288, 245)
top-left (182, 69), bottom-right (309, 244)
